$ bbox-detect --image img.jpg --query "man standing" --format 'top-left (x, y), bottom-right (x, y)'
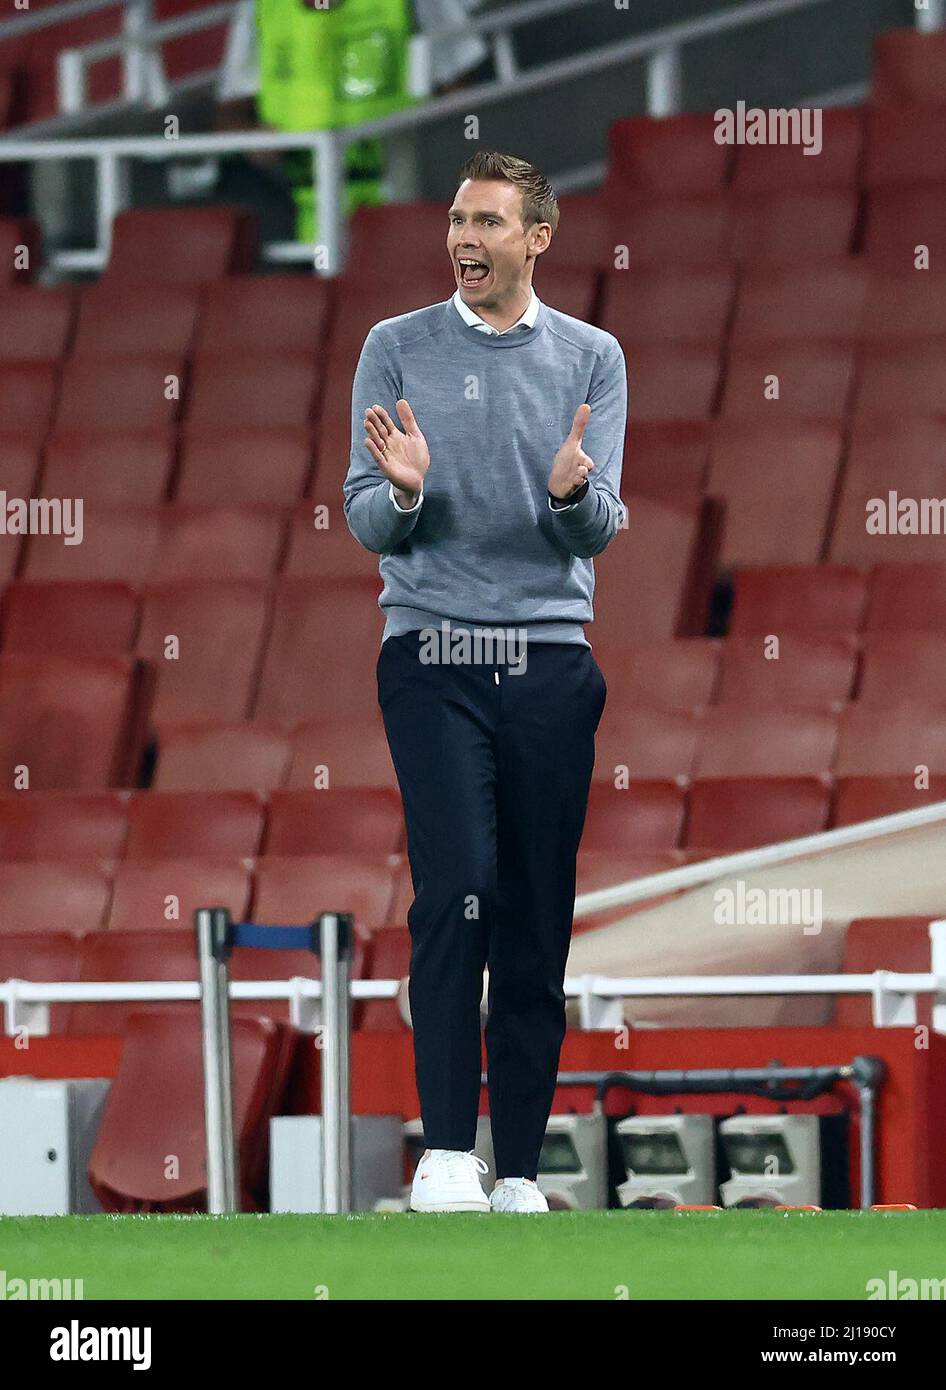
top-left (343, 151), bottom-right (627, 1213)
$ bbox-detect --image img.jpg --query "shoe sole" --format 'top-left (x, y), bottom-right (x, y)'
top-left (409, 1199), bottom-right (490, 1213)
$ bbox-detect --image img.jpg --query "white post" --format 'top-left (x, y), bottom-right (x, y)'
top-left (195, 908), bottom-right (239, 1215)
top-left (123, 0), bottom-right (154, 104)
top-left (57, 49), bottom-right (86, 117)
top-left (492, 30), bottom-right (519, 84)
top-left (915, 0), bottom-right (946, 33)
top-left (314, 132), bottom-right (346, 276)
top-left (95, 152), bottom-right (130, 268)
top-left (318, 913), bottom-right (352, 1214)
top-left (930, 920), bottom-right (946, 1034)
top-left (646, 45), bottom-right (683, 118)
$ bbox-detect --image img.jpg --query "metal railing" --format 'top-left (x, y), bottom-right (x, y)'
top-left (0, 0), bottom-right (923, 274)
top-left (4, 920), bottom-right (945, 1035)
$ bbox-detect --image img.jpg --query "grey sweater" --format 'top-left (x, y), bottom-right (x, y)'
top-left (343, 296), bottom-right (627, 645)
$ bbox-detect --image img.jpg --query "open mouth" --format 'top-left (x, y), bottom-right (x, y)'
top-left (457, 257), bottom-right (491, 288)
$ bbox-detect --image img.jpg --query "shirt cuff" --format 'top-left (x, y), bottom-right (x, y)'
top-left (548, 481), bottom-right (589, 512)
top-left (390, 482), bottom-right (424, 513)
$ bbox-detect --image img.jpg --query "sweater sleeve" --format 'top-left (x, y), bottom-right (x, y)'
top-left (548, 335), bottom-right (628, 559)
top-left (343, 327), bottom-right (425, 554)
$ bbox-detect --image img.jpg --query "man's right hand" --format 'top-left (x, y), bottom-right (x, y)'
top-left (364, 399), bottom-right (430, 507)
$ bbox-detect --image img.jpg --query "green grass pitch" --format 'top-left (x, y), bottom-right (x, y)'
top-left (1, 1210), bottom-right (944, 1300)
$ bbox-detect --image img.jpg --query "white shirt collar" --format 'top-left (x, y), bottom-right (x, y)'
top-left (452, 287), bottom-right (540, 336)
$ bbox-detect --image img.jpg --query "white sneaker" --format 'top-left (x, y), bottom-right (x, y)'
top-left (409, 1149), bottom-right (490, 1213)
top-left (490, 1178), bottom-right (550, 1213)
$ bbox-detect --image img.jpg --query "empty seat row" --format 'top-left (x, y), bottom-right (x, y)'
top-left (7, 588), bottom-right (945, 711)
top-left (0, 772), bottom-right (938, 868)
top-left (594, 703), bottom-right (946, 781)
top-left (730, 562), bottom-right (946, 635)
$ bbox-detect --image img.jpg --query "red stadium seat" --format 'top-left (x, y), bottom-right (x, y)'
top-left (720, 345), bottom-right (855, 418)
top-left (137, 581), bottom-right (270, 722)
top-left (707, 422), bottom-right (843, 565)
top-left (55, 356), bottom-right (185, 432)
top-left (0, 286), bottom-right (76, 361)
top-left (287, 715), bottom-right (397, 790)
top-left (88, 1010), bottom-right (292, 1212)
top-left (620, 420), bottom-right (710, 497)
top-left (344, 201), bottom-right (454, 284)
top-left (858, 632), bottom-right (946, 705)
top-left (0, 436), bottom-right (41, 496)
top-left (42, 430), bottom-right (175, 504)
top-left (581, 780), bottom-right (686, 851)
top-left (153, 722), bottom-right (292, 792)
top-left (627, 345), bottom-right (721, 420)
top-left (545, 193), bottom-right (614, 272)
top-left (866, 563), bottom-right (946, 632)
top-left (854, 345), bottom-right (946, 418)
top-left (310, 401), bottom-right (357, 501)
top-left (72, 284), bottom-right (202, 358)
top-left (864, 184), bottom-right (946, 272)
top-left (326, 274), bottom-right (457, 364)
top-left (575, 850), bottom-right (685, 931)
top-left (593, 707), bottom-right (703, 782)
top-left (0, 654), bottom-right (152, 789)
top-left (859, 272), bottom-right (946, 341)
top-left (358, 926), bottom-right (411, 1031)
top-left (731, 107), bottom-right (865, 192)
top-left (695, 707), bottom-right (839, 777)
top-left (177, 427), bottom-right (313, 505)
top-left (594, 495), bottom-right (722, 642)
top-left (107, 857), bottom-right (252, 932)
top-left (125, 791), bottom-right (266, 859)
top-left (197, 274), bottom-right (333, 355)
top-left (0, 791), bottom-right (127, 861)
top-left (253, 854), bottom-right (399, 939)
top-left (0, 861), bottom-right (111, 935)
top-left (592, 639), bottom-right (720, 709)
top-left (685, 776), bottom-right (833, 850)
top-left (729, 564), bottom-right (869, 636)
top-left (872, 29), bottom-right (946, 104)
top-left (831, 418), bottom-right (946, 564)
top-left (716, 635), bottom-right (857, 707)
top-left (265, 787), bottom-right (404, 855)
top-left (187, 352), bottom-right (319, 429)
top-left (865, 104), bottom-right (946, 186)
top-left (833, 775), bottom-right (946, 827)
top-left (69, 929), bottom-right (199, 1036)
top-left (599, 266), bottom-right (735, 345)
top-left (23, 507), bottom-right (163, 584)
top-left (733, 191), bottom-right (858, 263)
top-left (836, 703), bottom-right (946, 775)
top-left (101, 207), bottom-right (258, 285)
top-left (282, 502), bottom-right (383, 580)
top-left (610, 196), bottom-right (734, 266)
top-left (254, 578), bottom-right (384, 724)
top-left (835, 917), bottom-right (934, 1027)
top-left (731, 262), bottom-right (869, 345)
top-left (150, 506), bottom-right (288, 581)
top-left (1, 581), bottom-right (139, 656)
top-left (607, 113), bottom-right (732, 199)
top-left (535, 266), bottom-right (599, 322)
top-left (0, 932), bottom-right (79, 1033)
top-left (0, 363), bottom-right (58, 442)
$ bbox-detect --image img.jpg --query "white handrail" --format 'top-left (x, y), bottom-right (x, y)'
top-left (3, 916), bottom-right (945, 1035)
top-left (573, 798), bottom-right (946, 919)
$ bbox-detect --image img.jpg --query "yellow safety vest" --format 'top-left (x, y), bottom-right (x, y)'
top-left (257, 0), bottom-right (414, 132)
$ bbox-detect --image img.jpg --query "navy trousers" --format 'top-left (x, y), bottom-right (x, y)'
top-left (376, 631), bottom-right (607, 1179)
